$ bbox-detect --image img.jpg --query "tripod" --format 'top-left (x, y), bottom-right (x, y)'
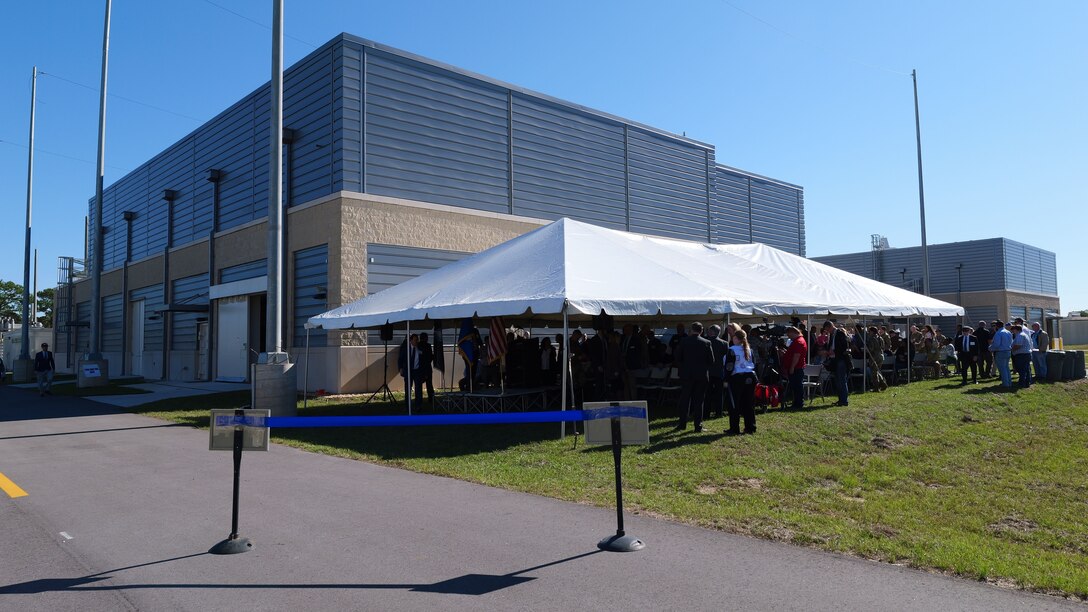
top-left (363, 339), bottom-right (396, 406)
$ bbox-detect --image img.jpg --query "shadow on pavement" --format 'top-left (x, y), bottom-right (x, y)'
top-left (0, 386), bottom-right (127, 423)
top-left (0, 549), bottom-right (602, 597)
top-left (0, 422), bottom-right (187, 441)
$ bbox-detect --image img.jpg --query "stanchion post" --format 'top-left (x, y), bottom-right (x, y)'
top-left (210, 409), bottom-right (253, 554)
top-left (597, 411), bottom-right (644, 552)
top-left (610, 417), bottom-right (625, 537)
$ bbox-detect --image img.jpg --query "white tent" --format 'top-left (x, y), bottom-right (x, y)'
top-left (308, 217), bottom-right (963, 331)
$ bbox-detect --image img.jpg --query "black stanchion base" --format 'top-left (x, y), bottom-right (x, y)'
top-left (597, 534), bottom-right (645, 552)
top-left (209, 536), bottom-right (253, 555)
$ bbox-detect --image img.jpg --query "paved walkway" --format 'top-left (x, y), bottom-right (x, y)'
top-left (84, 380), bottom-right (249, 407)
top-left (0, 385), bottom-right (1081, 611)
top-left (5, 379), bottom-right (247, 407)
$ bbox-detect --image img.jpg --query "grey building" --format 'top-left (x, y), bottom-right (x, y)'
top-left (812, 238), bottom-right (1060, 334)
top-left (57, 33), bottom-right (807, 392)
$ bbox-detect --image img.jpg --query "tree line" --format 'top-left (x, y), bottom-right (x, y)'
top-left (0, 279), bottom-right (55, 328)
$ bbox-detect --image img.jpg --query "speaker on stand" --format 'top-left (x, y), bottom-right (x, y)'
top-left (364, 323), bottom-right (396, 405)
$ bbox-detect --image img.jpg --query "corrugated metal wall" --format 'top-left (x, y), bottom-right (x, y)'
top-left (965, 306), bottom-right (998, 326)
top-left (712, 167), bottom-right (752, 245)
top-left (1003, 239), bottom-right (1058, 295)
top-left (101, 294), bottom-right (123, 352)
top-left (293, 245), bottom-right (329, 347)
top-left (93, 46), bottom-right (337, 271)
top-left (627, 130), bottom-right (711, 240)
top-left (92, 34), bottom-right (805, 275)
top-left (171, 274), bottom-right (209, 351)
top-left (130, 284), bottom-right (164, 351)
top-left (511, 95), bottom-right (627, 228)
top-left (366, 243), bottom-right (469, 343)
top-left (813, 239), bottom-right (1056, 298)
top-left (813, 240), bottom-right (996, 294)
top-left (75, 301), bottom-right (90, 354)
top-left (364, 51), bottom-right (510, 212)
top-left (219, 259), bottom-right (267, 284)
top-left (750, 177), bottom-right (803, 255)
top-left (711, 166), bottom-right (805, 255)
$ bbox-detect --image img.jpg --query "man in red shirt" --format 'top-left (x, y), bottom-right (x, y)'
top-left (782, 326), bottom-right (808, 410)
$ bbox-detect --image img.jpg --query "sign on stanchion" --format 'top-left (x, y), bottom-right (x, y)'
top-left (208, 408), bottom-right (270, 554)
top-left (583, 401), bottom-right (649, 552)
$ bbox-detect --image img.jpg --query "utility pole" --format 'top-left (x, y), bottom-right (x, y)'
top-left (81, 0), bottom-right (112, 387)
top-left (252, 0), bottom-right (297, 417)
top-left (266, 0), bottom-right (285, 361)
top-left (912, 69), bottom-right (931, 297)
top-left (33, 249), bottom-right (38, 326)
top-left (16, 66), bottom-right (38, 382)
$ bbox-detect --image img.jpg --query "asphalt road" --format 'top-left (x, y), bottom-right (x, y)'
top-left (0, 385), bottom-right (1082, 611)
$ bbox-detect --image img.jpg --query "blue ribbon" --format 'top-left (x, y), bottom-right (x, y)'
top-left (214, 406), bottom-right (647, 429)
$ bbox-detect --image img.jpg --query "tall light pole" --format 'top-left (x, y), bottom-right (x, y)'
top-left (18, 66), bottom-right (38, 377)
top-left (265, 0), bottom-right (285, 361)
top-left (80, 0), bottom-right (112, 387)
top-left (912, 69), bottom-right (931, 297)
top-left (251, 0), bottom-right (297, 419)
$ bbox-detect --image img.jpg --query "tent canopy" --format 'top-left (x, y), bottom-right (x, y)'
top-left (308, 218), bottom-right (964, 330)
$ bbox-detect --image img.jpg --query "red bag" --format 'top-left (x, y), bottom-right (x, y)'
top-left (754, 383), bottom-right (780, 408)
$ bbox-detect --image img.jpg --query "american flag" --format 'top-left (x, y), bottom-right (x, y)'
top-left (488, 317), bottom-right (508, 364)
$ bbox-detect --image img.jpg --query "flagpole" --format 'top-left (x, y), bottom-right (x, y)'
top-left (913, 69), bottom-right (931, 297)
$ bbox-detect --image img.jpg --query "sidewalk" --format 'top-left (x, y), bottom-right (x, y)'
top-left (85, 380), bottom-right (248, 407)
top-left (6, 379), bottom-right (247, 407)
top-left (0, 387), bottom-right (1081, 611)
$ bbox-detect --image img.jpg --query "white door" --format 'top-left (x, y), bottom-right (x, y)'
top-left (130, 300), bottom-right (144, 377)
top-left (216, 297), bottom-right (249, 382)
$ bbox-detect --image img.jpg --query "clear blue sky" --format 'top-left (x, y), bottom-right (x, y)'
top-left (2, 1), bottom-right (1085, 312)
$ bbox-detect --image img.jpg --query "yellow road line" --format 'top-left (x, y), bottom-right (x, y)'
top-left (0, 472), bottom-right (28, 498)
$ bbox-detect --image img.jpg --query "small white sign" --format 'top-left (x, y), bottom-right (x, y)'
top-left (209, 409), bottom-right (271, 451)
top-left (583, 401), bottom-right (650, 446)
top-left (81, 364), bottom-right (102, 378)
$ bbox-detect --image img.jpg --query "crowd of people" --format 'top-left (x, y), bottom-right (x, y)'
top-left (561, 315), bottom-right (1054, 432)
top-left (397, 315), bottom-right (1053, 421)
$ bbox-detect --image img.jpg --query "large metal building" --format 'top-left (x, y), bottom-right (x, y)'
top-left (57, 34), bottom-right (806, 393)
top-left (812, 238), bottom-right (1060, 334)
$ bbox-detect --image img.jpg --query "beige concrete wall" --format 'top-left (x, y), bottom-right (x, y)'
top-left (932, 289), bottom-right (1060, 322)
top-left (58, 192), bottom-right (549, 392)
top-left (327, 193), bottom-right (546, 392)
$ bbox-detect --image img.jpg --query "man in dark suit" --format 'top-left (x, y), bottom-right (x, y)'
top-left (974, 321), bottom-right (992, 377)
top-left (823, 321), bottom-right (851, 406)
top-left (620, 324), bottom-right (646, 400)
top-left (416, 332), bottom-right (436, 405)
top-left (398, 334), bottom-right (420, 408)
top-left (704, 324), bottom-right (729, 419)
top-left (954, 325), bottom-right (979, 384)
top-left (674, 322), bottom-right (715, 432)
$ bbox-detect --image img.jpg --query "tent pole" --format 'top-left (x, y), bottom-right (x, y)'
top-left (561, 304), bottom-right (569, 439)
top-left (406, 320), bottom-right (412, 416)
top-left (906, 317), bottom-right (911, 385)
top-left (303, 326), bottom-right (310, 410)
top-left (862, 317), bottom-right (868, 394)
top-left (807, 315), bottom-right (813, 364)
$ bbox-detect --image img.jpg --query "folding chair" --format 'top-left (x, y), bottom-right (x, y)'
top-left (850, 358), bottom-right (867, 392)
top-left (636, 366), bottom-right (668, 405)
top-left (802, 363), bottom-right (827, 406)
top-left (656, 367), bottom-right (683, 409)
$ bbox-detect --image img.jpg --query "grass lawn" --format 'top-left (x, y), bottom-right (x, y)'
top-left (132, 377), bottom-right (1088, 599)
